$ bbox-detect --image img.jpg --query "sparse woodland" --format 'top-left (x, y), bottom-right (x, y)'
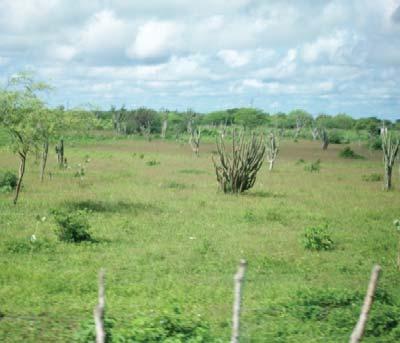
top-left (1, 74), bottom-right (400, 342)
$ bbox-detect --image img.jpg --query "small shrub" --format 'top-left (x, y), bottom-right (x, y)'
top-left (74, 164), bottom-right (85, 178)
top-left (4, 237), bottom-right (54, 254)
top-left (304, 159), bottom-right (321, 173)
top-left (179, 169), bottom-right (206, 175)
top-left (368, 137), bottom-right (382, 150)
top-left (74, 308), bottom-right (220, 342)
top-left (123, 308), bottom-right (219, 342)
top-left (291, 288), bottom-right (360, 321)
top-left (244, 210), bottom-right (257, 222)
top-left (329, 130), bottom-right (343, 144)
top-left (362, 173), bottom-right (383, 182)
top-left (296, 158), bottom-right (305, 165)
top-left (146, 160), bottom-right (160, 166)
top-left (52, 209), bottom-right (92, 243)
top-left (339, 146), bottom-right (364, 159)
top-left (303, 226), bottom-right (334, 251)
top-left (74, 317), bottom-right (116, 343)
top-left (0, 171), bottom-right (18, 193)
top-left (163, 181), bottom-right (187, 190)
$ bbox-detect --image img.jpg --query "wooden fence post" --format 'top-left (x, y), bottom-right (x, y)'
top-left (349, 265), bottom-right (381, 343)
top-left (231, 259), bottom-right (247, 343)
top-left (94, 269), bottom-right (105, 343)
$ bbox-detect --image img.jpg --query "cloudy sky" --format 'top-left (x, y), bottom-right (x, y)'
top-left (0, 0), bottom-right (399, 118)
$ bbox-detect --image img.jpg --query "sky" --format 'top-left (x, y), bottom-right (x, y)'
top-left (0, 0), bottom-right (399, 119)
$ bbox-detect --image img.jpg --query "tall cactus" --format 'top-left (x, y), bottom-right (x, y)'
top-left (212, 130), bottom-right (266, 193)
top-left (266, 132), bottom-right (279, 171)
top-left (382, 131), bottom-right (400, 190)
top-left (189, 127), bottom-right (201, 156)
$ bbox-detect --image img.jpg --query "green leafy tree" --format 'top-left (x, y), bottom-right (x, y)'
top-left (0, 72), bottom-right (50, 204)
top-left (233, 108), bottom-right (268, 128)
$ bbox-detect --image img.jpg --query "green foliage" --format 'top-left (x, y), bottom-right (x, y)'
top-left (146, 159), bottom-right (160, 166)
top-left (287, 288), bottom-right (400, 341)
top-left (328, 130), bottom-right (343, 144)
top-left (0, 170), bottom-right (18, 193)
top-left (74, 308), bottom-right (219, 343)
top-left (233, 108), bottom-right (269, 128)
top-left (368, 136), bottom-right (382, 150)
top-left (394, 219), bottom-right (400, 232)
top-left (290, 288), bottom-right (360, 321)
top-left (74, 317), bottom-right (116, 343)
top-left (339, 146), bottom-right (364, 159)
top-left (163, 181), bottom-right (187, 190)
top-left (303, 226), bottom-right (334, 251)
top-left (362, 173), bottom-right (383, 182)
top-left (122, 308), bottom-right (219, 342)
top-left (4, 236), bottom-right (54, 254)
top-left (74, 164), bottom-right (86, 178)
top-left (52, 209), bottom-right (92, 243)
top-left (304, 159), bottom-right (321, 172)
top-left (179, 169), bottom-right (206, 175)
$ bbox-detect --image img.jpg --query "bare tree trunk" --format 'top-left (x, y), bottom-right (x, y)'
top-left (269, 160), bottom-right (274, 171)
top-left (56, 139), bottom-right (64, 168)
top-left (231, 260), bottom-right (247, 343)
top-left (40, 140), bottom-right (49, 182)
top-left (349, 265), bottom-right (381, 343)
top-left (14, 152), bottom-right (26, 205)
top-left (189, 128), bottom-right (201, 157)
top-left (384, 165), bottom-right (392, 190)
top-left (382, 132), bottom-right (400, 191)
top-left (161, 117), bottom-right (168, 139)
top-left (321, 129), bottom-right (329, 150)
top-left (94, 269), bottom-right (105, 343)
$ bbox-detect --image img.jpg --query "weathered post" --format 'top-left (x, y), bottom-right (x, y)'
top-left (349, 265), bottom-right (381, 343)
top-left (231, 259), bottom-right (247, 343)
top-left (94, 269), bottom-right (105, 343)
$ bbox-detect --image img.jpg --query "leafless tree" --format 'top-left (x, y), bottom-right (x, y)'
top-left (381, 131), bottom-right (399, 190)
top-left (189, 127), bottom-right (201, 156)
top-left (266, 132), bottom-right (279, 171)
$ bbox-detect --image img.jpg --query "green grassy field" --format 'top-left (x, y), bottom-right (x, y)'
top-left (0, 137), bottom-right (400, 342)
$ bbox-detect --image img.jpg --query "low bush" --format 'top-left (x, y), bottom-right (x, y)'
top-left (0, 171), bottom-right (18, 193)
top-left (146, 160), bottom-right (160, 166)
top-left (303, 226), bottom-right (334, 251)
top-left (75, 308), bottom-right (221, 342)
top-left (163, 181), bottom-right (187, 190)
top-left (329, 130), bottom-right (343, 144)
top-left (362, 173), bottom-right (383, 182)
top-left (287, 288), bottom-right (400, 341)
top-left (339, 146), bottom-right (364, 159)
top-left (368, 137), bottom-right (382, 150)
top-left (304, 159), bottom-right (321, 173)
top-left (74, 317), bottom-right (116, 343)
top-left (52, 209), bottom-right (92, 243)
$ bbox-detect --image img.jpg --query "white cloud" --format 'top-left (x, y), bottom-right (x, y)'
top-left (218, 49), bottom-right (250, 67)
top-left (255, 49), bottom-right (297, 79)
top-left (0, 57), bottom-right (10, 66)
top-left (48, 44), bottom-right (77, 61)
top-left (126, 20), bottom-right (182, 60)
top-left (79, 10), bottom-right (129, 53)
top-left (302, 30), bottom-right (362, 64)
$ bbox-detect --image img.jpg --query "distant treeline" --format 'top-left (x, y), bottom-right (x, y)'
top-left (86, 106), bottom-right (399, 136)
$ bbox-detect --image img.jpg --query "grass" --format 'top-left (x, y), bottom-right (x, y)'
top-left (0, 138), bottom-right (400, 342)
